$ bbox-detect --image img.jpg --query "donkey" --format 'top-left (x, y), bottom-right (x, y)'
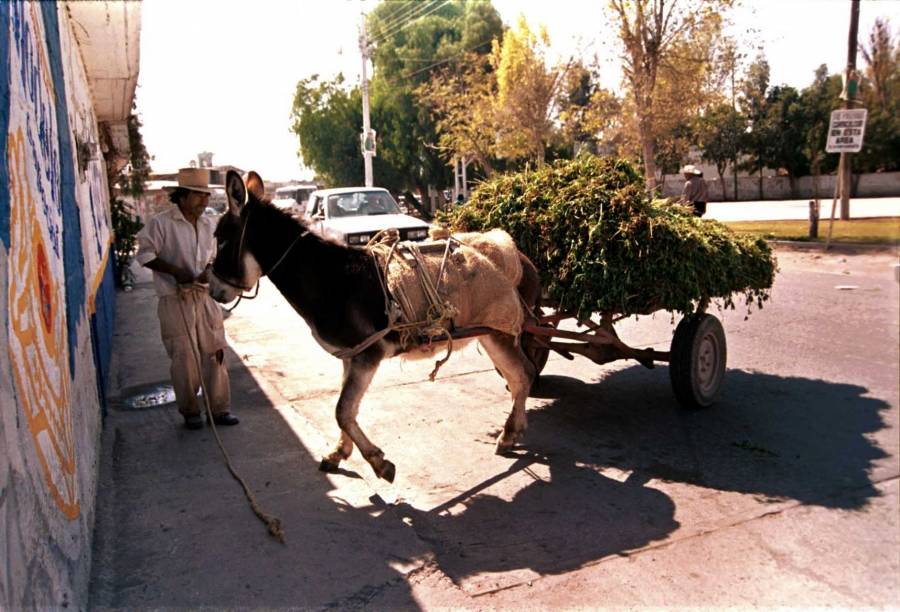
top-left (208, 170), bottom-right (540, 483)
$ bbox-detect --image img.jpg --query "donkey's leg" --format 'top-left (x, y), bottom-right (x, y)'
top-left (479, 332), bottom-right (536, 453)
top-left (318, 354), bottom-right (396, 483)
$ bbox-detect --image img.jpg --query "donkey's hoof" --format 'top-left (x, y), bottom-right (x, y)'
top-left (319, 457), bottom-right (340, 473)
top-left (495, 433), bottom-right (521, 455)
top-left (376, 460), bottom-right (396, 483)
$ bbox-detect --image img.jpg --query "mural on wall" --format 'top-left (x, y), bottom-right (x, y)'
top-left (58, 6), bottom-right (111, 309)
top-left (5, 1), bottom-right (80, 520)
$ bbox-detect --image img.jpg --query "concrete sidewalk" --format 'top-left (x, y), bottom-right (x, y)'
top-left (87, 266), bottom-right (456, 609)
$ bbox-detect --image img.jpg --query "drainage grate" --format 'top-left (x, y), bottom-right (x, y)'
top-left (117, 383), bottom-right (177, 410)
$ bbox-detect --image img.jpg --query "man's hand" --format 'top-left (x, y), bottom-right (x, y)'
top-left (172, 268), bottom-right (195, 285)
top-left (196, 265), bottom-right (212, 284)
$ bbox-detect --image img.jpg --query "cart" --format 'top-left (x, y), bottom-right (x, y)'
top-left (517, 297), bottom-right (727, 409)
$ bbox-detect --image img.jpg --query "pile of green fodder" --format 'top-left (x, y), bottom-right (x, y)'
top-left (442, 155), bottom-right (776, 319)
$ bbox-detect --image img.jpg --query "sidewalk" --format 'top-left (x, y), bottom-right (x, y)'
top-left (87, 266), bottom-right (454, 609)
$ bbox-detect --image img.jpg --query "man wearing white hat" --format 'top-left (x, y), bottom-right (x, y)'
top-left (680, 165), bottom-right (709, 217)
top-left (135, 168), bottom-right (238, 430)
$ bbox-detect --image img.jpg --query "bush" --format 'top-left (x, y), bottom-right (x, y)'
top-left (441, 155), bottom-right (776, 318)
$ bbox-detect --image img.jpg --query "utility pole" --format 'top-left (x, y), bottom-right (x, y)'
top-left (359, 12), bottom-right (374, 187)
top-left (839, 0), bottom-right (861, 220)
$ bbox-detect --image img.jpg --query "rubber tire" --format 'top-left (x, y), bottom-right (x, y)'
top-left (669, 313), bottom-right (727, 409)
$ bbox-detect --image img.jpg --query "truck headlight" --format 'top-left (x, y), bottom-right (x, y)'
top-left (347, 234), bottom-right (371, 245)
top-left (407, 229), bottom-right (428, 240)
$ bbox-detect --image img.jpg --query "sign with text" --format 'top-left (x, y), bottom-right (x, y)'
top-left (826, 108), bottom-right (867, 153)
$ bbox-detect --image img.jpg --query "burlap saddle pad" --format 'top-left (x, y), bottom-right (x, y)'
top-left (372, 229), bottom-right (525, 348)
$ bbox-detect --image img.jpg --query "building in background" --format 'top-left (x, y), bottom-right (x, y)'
top-left (0, 2), bottom-right (141, 608)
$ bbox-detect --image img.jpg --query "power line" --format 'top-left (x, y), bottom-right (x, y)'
top-left (368, 1), bottom-right (428, 41)
top-left (369, 0), bottom-right (452, 46)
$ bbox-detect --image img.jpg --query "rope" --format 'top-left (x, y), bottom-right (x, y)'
top-left (362, 230), bottom-right (459, 379)
top-left (177, 289), bottom-right (286, 543)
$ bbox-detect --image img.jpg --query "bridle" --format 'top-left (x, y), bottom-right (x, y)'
top-left (213, 204), bottom-right (306, 312)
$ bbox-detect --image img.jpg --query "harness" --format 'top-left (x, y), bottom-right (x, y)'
top-left (215, 206), bottom-right (306, 312)
top-left (333, 229), bottom-right (460, 380)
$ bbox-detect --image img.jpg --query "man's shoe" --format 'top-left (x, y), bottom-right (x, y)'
top-left (208, 412), bottom-right (240, 426)
top-left (184, 414), bottom-right (203, 430)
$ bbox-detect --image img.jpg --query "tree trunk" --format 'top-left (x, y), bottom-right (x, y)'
top-left (758, 166), bottom-right (763, 200)
top-left (788, 174), bottom-right (797, 199)
top-left (639, 120), bottom-right (658, 193)
top-left (717, 169), bottom-right (727, 201)
top-left (732, 156), bottom-right (739, 201)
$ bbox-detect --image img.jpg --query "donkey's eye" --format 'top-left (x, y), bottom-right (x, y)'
top-left (219, 240), bottom-right (229, 249)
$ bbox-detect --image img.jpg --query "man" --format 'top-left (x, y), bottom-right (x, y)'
top-left (135, 168), bottom-right (238, 430)
top-left (681, 164), bottom-right (709, 217)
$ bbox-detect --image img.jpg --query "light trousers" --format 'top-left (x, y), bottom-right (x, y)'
top-left (157, 288), bottom-right (230, 417)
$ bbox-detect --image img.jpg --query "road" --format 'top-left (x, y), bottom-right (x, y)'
top-left (220, 244), bottom-right (899, 607)
top-left (91, 243), bottom-right (899, 609)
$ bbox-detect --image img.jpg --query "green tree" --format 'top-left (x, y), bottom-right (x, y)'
top-left (367, 0), bottom-right (503, 200)
top-left (761, 85), bottom-right (807, 197)
top-left (696, 103), bottom-right (746, 200)
top-left (797, 64), bottom-right (841, 197)
top-left (857, 18), bottom-right (900, 173)
top-left (738, 54), bottom-right (771, 199)
top-left (109, 109), bottom-right (150, 286)
top-left (290, 74), bottom-right (364, 187)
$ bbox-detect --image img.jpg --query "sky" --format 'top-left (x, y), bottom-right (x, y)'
top-left (135, 0), bottom-right (898, 182)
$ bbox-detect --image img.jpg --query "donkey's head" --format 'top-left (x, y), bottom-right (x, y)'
top-left (208, 170), bottom-right (266, 303)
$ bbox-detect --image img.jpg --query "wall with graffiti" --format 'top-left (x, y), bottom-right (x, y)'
top-left (0, 2), bottom-right (118, 608)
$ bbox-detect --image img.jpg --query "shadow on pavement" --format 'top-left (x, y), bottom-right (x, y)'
top-left (390, 364), bottom-right (889, 585)
top-left (90, 345), bottom-right (426, 610)
top-left (528, 366), bottom-right (889, 509)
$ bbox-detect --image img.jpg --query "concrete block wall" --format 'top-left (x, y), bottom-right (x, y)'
top-left (1, 2), bottom-right (117, 608)
top-left (660, 171), bottom-right (900, 201)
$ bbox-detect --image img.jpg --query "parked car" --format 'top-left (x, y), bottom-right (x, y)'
top-left (303, 187), bottom-right (430, 245)
top-left (274, 184), bottom-right (316, 216)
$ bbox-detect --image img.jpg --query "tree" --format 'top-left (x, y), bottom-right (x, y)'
top-left (761, 85), bottom-right (807, 197)
top-left (367, 0), bottom-right (504, 200)
top-left (290, 74), bottom-right (364, 187)
top-left (696, 103), bottom-right (745, 200)
top-left (737, 54), bottom-right (771, 199)
top-left (797, 64), bottom-right (841, 197)
top-left (857, 18), bottom-right (900, 173)
top-left (607, 0), bottom-right (733, 192)
top-left (418, 52), bottom-right (500, 176)
top-left (492, 16), bottom-right (566, 166)
top-left (109, 109), bottom-right (151, 286)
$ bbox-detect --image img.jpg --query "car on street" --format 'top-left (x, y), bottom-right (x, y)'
top-left (274, 184), bottom-right (316, 216)
top-left (303, 187), bottom-right (430, 245)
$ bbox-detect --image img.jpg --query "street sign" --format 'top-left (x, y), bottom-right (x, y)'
top-left (826, 108), bottom-right (867, 153)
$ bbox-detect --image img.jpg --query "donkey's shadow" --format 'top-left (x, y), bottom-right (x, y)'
top-left (392, 365), bottom-right (891, 582)
top-left (394, 452), bottom-right (678, 580)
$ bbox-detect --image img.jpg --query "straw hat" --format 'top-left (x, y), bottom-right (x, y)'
top-left (164, 168), bottom-right (215, 194)
top-left (681, 164), bottom-right (702, 176)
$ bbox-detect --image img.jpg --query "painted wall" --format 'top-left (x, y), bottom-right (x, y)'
top-left (659, 171), bottom-right (900, 201)
top-left (1, 2), bottom-right (117, 608)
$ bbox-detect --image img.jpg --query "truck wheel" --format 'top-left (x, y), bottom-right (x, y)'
top-left (669, 313), bottom-right (726, 409)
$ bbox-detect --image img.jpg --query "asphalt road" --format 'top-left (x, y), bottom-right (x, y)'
top-left (91, 243), bottom-right (899, 609)
top-left (218, 244), bottom-right (899, 607)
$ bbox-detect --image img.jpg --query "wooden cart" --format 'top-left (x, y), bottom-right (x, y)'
top-left (518, 299), bottom-right (727, 409)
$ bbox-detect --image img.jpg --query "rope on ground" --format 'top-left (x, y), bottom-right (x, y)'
top-left (177, 292), bottom-right (286, 544)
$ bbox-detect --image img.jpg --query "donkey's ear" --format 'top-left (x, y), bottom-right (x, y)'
top-left (225, 170), bottom-right (247, 214)
top-left (246, 171), bottom-right (265, 200)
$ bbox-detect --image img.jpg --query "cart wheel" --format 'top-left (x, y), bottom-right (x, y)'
top-left (669, 313), bottom-right (726, 409)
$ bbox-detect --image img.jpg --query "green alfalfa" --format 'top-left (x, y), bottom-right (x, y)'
top-left (440, 155), bottom-right (776, 319)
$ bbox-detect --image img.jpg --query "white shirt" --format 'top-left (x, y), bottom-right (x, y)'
top-left (136, 206), bottom-right (218, 297)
